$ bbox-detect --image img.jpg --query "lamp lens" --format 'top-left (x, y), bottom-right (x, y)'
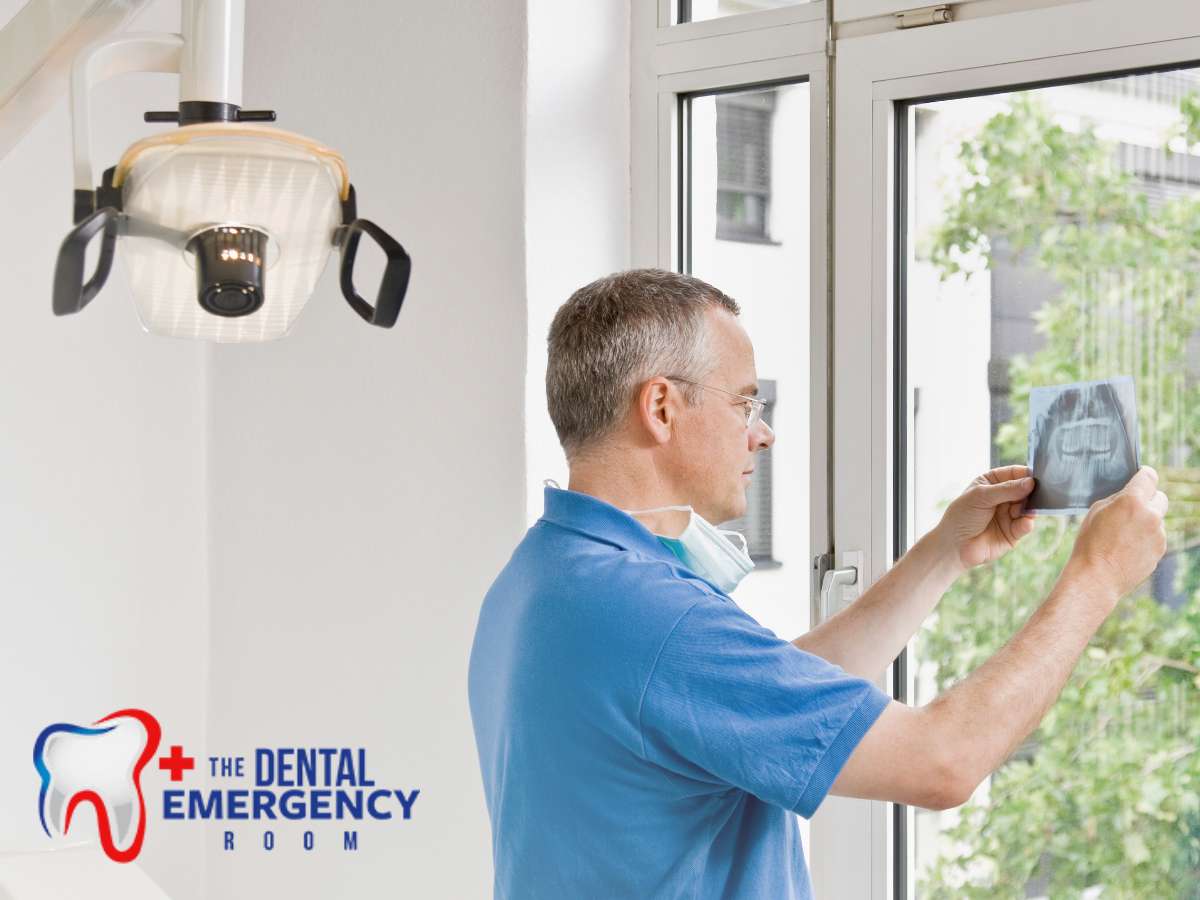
top-left (187, 226), bottom-right (268, 318)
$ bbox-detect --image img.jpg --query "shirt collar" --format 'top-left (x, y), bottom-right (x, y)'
top-left (540, 485), bottom-right (681, 565)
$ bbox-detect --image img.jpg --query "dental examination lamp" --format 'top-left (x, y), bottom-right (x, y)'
top-left (53, 0), bottom-right (411, 342)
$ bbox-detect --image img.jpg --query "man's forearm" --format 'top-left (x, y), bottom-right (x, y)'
top-left (924, 560), bottom-right (1116, 798)
top-left (791, 529), bottom-right (963, 681)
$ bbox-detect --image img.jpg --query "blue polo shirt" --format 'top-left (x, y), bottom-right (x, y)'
top-left (468, 486), bottom-right (891, 899)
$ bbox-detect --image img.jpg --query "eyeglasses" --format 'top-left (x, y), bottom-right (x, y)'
top-left (666, 376), bottom-right (767, 429)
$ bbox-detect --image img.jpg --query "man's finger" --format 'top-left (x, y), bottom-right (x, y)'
top-left (1124, 465), bottom-right (1159, 500)
top-left (984, 464), bottom-right (1032, 485)
top-left (995, 502), bottom-right (1035, 545)
top-left (1009, 500), bottom-right (1035, 519)
top-left (976, 476), bottom-right (1035, 506)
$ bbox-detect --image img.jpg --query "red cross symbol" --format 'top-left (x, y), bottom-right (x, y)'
top-left (158, 745), bottom-right (195, 782)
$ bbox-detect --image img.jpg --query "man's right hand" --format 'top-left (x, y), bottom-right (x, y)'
top-left (1066, 465), bottom-right (1168, 604)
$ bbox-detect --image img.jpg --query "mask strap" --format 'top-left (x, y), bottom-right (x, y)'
top-left (721, 529), bottom-right (750, 555)
top-left (624, 504), bottom-right (693, 516)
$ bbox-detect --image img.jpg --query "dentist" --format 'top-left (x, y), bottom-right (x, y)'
top-left (467, 269), bottom-right (1167, 899)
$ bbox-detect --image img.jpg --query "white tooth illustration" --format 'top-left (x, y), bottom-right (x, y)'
top-left (34, 710), bottom-right (161, 863)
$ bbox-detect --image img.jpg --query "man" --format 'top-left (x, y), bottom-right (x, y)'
top-left (467, 269), bottom-right (1167, 898)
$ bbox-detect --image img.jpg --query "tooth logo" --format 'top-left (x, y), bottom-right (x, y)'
top-left (33, 709), bottom-right (161, 863)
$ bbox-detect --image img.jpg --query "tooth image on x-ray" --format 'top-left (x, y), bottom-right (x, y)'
top-left (1027, 376), bottom-right (1140, 514)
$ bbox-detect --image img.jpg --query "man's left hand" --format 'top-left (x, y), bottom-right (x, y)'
top-left (935, 465), bottom-right (1038, 572)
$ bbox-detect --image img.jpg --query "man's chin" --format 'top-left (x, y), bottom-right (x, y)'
top-left (718, 498), bottom-right (748, 525)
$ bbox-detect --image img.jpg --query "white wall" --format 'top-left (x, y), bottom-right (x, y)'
top-left (203, 1), bottom-right (528, 897)
top-left (524, 0), bottom-right (631, 520)
top-left (0, 0), bottom-right (209, 895)
top-left (0, 0), bottom-right (636, 896)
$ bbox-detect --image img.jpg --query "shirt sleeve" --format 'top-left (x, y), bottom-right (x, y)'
top-left (638, 597), bottom-right (891, 818)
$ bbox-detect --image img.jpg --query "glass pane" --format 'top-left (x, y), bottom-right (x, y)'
top-left (902, 67), bottom-right (1200, 897)
top-left (679, 0), bottom-right (813, 24)
top-left (682, 80), bottom-right (810, 644)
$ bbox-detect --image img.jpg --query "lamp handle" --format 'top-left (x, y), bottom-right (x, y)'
top-left (53, 207), bottom-right (120, 316)
top-left (335, 218), bottom-right (413, 329)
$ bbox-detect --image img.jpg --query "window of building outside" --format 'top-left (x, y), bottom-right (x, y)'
top-left (716, 91), bottom-right (778, 244)
top-left (902, 65), bottom-right (1200, 897)
top-left (721, 378), bottom-right (778, 563)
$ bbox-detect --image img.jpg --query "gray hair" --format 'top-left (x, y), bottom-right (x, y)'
top-left (546, 268), bottom-right (740, 461)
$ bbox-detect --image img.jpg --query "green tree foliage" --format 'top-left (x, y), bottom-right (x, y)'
top-left (917, 92), bottom-right (1200, 898)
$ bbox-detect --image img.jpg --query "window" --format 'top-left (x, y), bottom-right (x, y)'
top-left (716, 91), bottom-right (777, 243)
top-left (679, 80), bottom-right (810, 639)
top-left (900, 65), bottom-right (1200, 899)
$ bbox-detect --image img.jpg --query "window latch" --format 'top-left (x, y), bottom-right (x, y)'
top-left (895, 4), bottom-right (953, 29)
top-left (812, 550), bottom-right (864, 624)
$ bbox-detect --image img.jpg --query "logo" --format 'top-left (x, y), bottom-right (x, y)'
top-left (34, 709), bottom-right (420, 861)
top-left (33, 708), bottom-right (162, 863)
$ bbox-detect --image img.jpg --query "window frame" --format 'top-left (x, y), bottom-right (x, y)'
top-left (833, 3), bottom-right (1200, 898)
top-left (631, 2), bottom-right (831, 588)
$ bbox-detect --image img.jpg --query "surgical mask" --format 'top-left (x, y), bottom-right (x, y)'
top-left (623, 504), bottom-right (755, 594)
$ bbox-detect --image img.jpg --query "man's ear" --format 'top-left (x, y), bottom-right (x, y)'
top-left (637, 377), bottom-right (675, 446)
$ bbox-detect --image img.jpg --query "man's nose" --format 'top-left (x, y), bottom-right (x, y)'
top-left (749, 418), bottom-right (774, 451)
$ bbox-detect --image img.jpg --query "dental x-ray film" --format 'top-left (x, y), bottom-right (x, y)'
top-left (1027, 376), bottom-right (1140, 515)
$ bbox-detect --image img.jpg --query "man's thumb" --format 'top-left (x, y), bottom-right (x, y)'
top-left (1123, 465), bottom-right (1158, 500)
